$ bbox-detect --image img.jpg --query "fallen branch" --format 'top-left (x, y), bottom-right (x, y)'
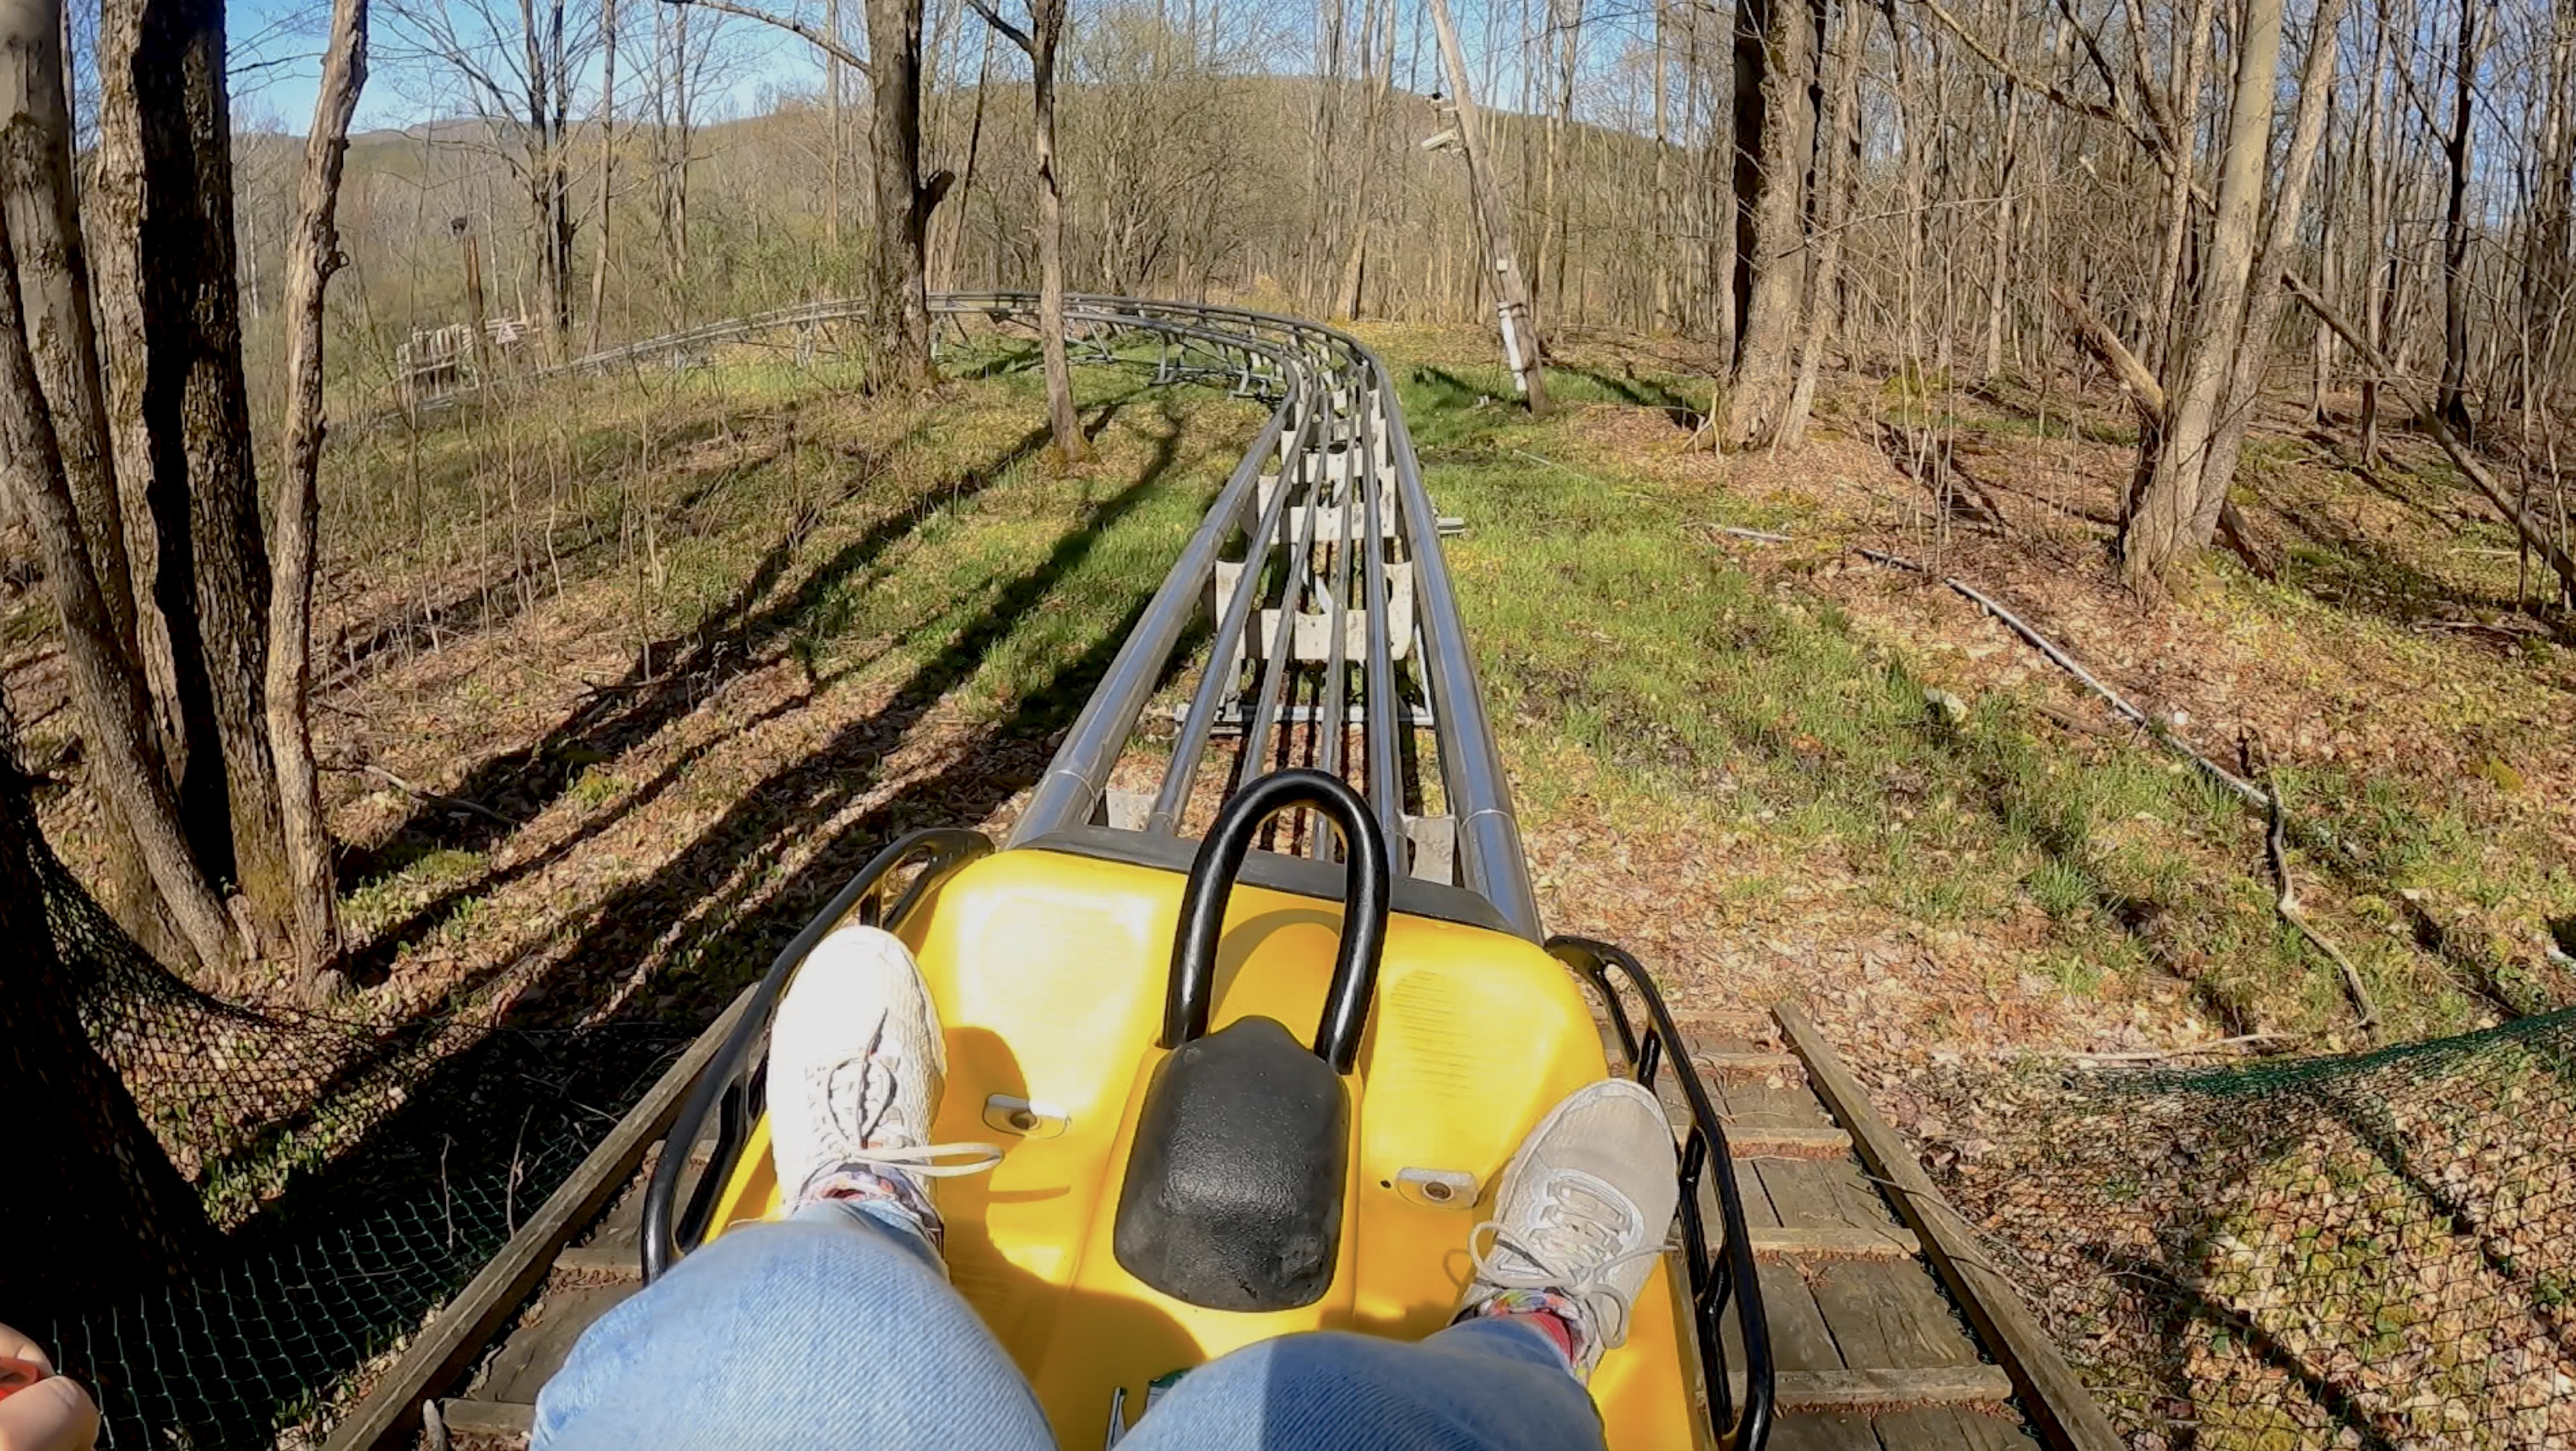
top-left (2280, 270), bottom-right (2576, 601)
top-left (360, 763), bottom-right (518, 828)
top-left (2265, 782), bottom-right (2378, 1039)
top-left (2064, 1032), bottom-right (2296, 1064)
top-left (1853, 546), bottom-right (2267, 808)
top-left (1705, 523), bottom-right (1798, 544)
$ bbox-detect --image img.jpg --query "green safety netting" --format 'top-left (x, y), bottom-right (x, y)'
top-left (1928, 1009), bottom-right (2576, 1450)
top-left (33, 816), bottom-right (687, 1449)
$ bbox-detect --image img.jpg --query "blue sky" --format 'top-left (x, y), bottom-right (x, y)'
top-left (224, 0), bottom-right (810, 135)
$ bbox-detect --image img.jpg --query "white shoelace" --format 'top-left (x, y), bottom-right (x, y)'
top-left (1467, 1171), bottom-right (1663, 1346)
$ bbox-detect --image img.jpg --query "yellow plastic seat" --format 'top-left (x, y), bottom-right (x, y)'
top-left (698, 844), bottom-right (1706, 1449)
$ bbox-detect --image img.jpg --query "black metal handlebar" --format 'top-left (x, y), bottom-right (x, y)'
top-left (1548, 936), bottom-right (1776, 1451)
top-left (1164, 770), bottom-right (1392, 1075)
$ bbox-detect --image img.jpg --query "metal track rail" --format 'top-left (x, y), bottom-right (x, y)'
top-left (933, 293), bottom-right (1539, 940)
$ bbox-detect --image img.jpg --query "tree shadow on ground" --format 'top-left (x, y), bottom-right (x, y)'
top-left (329, 391), bottom-right (1139, 984)
top-left (123, 396), bottom-right (1205, 1446)
top-left (2271, 502), bottom-right (2529, 633)
top-left (1549, 365), bottom-right (1701, 425)
top-left (218, 394), bottom-right (1190, 1242)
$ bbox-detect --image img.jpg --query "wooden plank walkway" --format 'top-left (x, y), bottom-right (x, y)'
top-left (1671, 1010), bottom-right (2119, 1451)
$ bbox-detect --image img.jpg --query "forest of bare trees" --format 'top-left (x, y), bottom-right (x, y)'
top-left (1, 0), bottom-right (2566, 1017)
top-left (197, 0), bottom-right (2567, 593)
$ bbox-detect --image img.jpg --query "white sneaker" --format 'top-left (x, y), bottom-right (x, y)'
top-left (1457, 1079), bottom-right (1681, 1374)
top-left (767, 924), bottom-right (1000, 1238)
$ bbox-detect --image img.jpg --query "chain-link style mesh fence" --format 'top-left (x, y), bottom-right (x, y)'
top-left (33, 820), bottom-right (688, 1448)
top-left (1927, 1010), bottom-right (2576, 1451)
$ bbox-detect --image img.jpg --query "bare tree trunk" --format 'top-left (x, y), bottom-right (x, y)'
top-left (266, 0), bottom-right (367, 990)
top-left (1, 0), bottom-right (132, 666)
top-left (2190, 0), bottom-right (2351, 537)
top-left (1724, 0), bottom-right (1816, 447)
top-left (1029, 0), bottom-right (1085, 461)
top-left (1779, 0), bottom-right (1862, 446)
top-left (826, 0), bottom-right (843, 249)
top-left (2121, 0), bottom-right (2285, 588)
top-left (2358, 4), bottom-right (2394, 460)
top-left (95, 0), bottom-right (292, 948)
top-left (0, 29), bottom-right (239, 975)
top-left (88, 0), bottom-right (204, 870)
top-left (869, 0), bottom-right (948, 389)
top-left (0, 743), bottom-right (210, 1333)
top-left (2145, 0), bottom-right (2212, 379)
top-left (2437, 0), bottom-right (2478, 431)
top-left (588, 0), bottom-right (617, 352)
top-left (1980, 27), bottom-right (2021, 382)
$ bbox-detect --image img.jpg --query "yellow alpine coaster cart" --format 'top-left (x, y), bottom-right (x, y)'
top-left (640, 297), bottom-right (1774, 1450)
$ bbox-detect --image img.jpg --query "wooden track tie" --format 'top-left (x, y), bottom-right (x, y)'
top-left (1747, 1224), bottom-right (1922, 1261)
top-left (434, 1398), bottom-right (534, 1445)
top-left (1772, 1365), bottom-right (2017, 1410)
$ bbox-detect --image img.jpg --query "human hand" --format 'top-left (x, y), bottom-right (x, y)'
top-left (0, 1325), bottom-right (97, 1451)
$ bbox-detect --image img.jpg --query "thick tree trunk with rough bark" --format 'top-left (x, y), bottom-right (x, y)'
top-left (1779, 0), bottom-right (1863, 446)
top-left (0, 745), bottom-right (209, 1333)
top-left (93, 0), bottom-right (292, 949)
top-left (0, 98), bottom-right (239, 976)
top-left (1725, 0), bottom-right (1815, 447)
top-left (2120, 0), bottom-right (2283, 588)
top-left (267, 0), bottom-right (367, 990)
top-left (0, 0), bottom-right (132, 667)
top-left (867, 0), bottom-right (945, 389)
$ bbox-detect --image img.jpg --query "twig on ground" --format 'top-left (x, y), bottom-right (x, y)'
top-left (361, 763), bottom-right (520, 828)
top-left (2032, 702), bottom-right (2119, 738)
top-left (2264, 781), bottom-right (2379, 1040)
top-left (1705, 523), bottom-right (1797, 544)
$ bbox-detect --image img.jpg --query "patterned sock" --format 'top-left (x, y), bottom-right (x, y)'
top-left (798, 1164), bottom-right (944, 1250)
top-left (1457, 1287), bottom-right (1589, 1373)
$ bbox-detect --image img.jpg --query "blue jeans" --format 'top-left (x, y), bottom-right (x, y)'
top-left (535, 1203), bottom-right (1608, 1451)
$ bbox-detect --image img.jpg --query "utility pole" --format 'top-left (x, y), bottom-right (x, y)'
top-left (1424, 0), bottom-right (1547, 413)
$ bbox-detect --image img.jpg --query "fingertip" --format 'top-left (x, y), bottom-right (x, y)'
top-left (0, 1374), bottom-right (100, 1451)
top-left (0, 1325), bottom-right (52, 1377)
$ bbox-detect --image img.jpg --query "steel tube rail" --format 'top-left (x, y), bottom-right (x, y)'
top-left (1012, 403), bottom-right (1291, 841)
top-left (1358, 413), bottom-right (1404, 851)
top-left (1309, 400), bottom-right (1358, 859)
top-left (1373, 355), bottom-right (1539, 938)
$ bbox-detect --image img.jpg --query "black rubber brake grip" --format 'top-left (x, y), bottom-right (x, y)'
top-left (1163, 767), bottom-right (1392, 1073)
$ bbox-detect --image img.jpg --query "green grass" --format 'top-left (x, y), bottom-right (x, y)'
top-left (1386, 353), bottom-right (2532, 1038)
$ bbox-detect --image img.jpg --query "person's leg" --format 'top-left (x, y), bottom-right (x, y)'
top-left (1119, 1079), bottom-right (1678, 1451)
top-left (533, 1199), bottom-right (1049, 1451)
top-left (535, 926), bottom-right (1032, 1451)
